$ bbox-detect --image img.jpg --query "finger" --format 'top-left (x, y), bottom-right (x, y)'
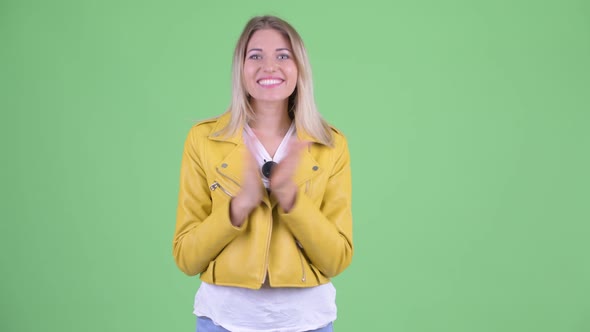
top-left (240, 141), bottom-right (263, 192)
top-left (271, 140), bottom-right (309, 186)
top-left (288, 138), bottom-right (310, 154)
top-left (280, 139), bottom-right (309, 170)
top-left (242, 139), bottom-right (260, 174)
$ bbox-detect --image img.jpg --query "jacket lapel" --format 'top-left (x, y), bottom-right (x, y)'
top-left (207, 113), bottom-right (324, 202)
top-left (293, 148), bottom-right (322, 186)
top-left (207, 112), bottom-right (247, 189)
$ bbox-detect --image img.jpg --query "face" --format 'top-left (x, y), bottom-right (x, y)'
top-left (243, 29), bottom-right (298, 105)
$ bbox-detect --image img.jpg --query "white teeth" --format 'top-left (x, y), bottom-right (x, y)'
top-left (258, 79), bottom-right (283, 86)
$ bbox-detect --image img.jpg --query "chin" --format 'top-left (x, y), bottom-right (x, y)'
top-left (251, 94), bottom-right (291, 103)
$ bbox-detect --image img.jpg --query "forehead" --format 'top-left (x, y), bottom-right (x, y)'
top-left (246, 29), bottom-right (292, 50)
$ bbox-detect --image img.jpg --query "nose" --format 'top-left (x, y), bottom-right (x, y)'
top-left (262, 59), bottom-right (278, 72)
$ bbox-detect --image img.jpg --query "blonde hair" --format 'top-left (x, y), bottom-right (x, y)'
top-left (217, 15), bottom-right (333, 146)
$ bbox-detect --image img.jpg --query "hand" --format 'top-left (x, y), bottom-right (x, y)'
top-left (230, 144), bottom-right (263, 227)
top-left (270, 139), bottom-right (309, 212)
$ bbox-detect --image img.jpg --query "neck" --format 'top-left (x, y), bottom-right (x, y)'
top-left (249, 100), bottom-right (292, 136)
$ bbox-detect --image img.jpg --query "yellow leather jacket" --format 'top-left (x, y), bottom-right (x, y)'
top-left (173, 112), bottom-right (353, 289)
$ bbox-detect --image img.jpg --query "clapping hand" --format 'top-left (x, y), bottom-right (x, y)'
top-left (230, 144), bottom-right (264, 227)
top-left (269, 139), bottom-right (309, 212)
top-left (230, 138), bottom-right (309, 226)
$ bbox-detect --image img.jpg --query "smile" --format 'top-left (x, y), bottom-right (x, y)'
top-left (257, 78), bottom-right (284, 87)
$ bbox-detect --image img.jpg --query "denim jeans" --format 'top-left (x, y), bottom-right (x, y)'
top-left (196, 316), bottom-right (334, 332)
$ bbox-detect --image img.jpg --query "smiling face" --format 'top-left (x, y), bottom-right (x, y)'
top-left (243, 29), bottom-right (298, 106)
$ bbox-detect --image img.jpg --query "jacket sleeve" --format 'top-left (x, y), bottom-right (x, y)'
top-left (278, 134), bottom-right (353, 278)
top-left (172, 127), bottom-right (246, 276)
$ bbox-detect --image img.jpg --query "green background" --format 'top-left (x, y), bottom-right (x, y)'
top-left (2, 0), bottom-right (589, 331)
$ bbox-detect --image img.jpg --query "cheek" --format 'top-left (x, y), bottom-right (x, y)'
top-left (288, 64), bottom-right (298, 81)
top-left (243, 65), bottom-right (255, 80)
top-left (243, 66), bottom-right (257, 90)
top-left (288, 68), bottom-right (298, 88)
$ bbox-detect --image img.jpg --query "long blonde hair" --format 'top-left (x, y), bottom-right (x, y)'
top-left (217, 15), bottom-right (333, 146)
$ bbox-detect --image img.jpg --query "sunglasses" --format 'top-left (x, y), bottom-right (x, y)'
top-left (262, 160), bottom-right (278, 178)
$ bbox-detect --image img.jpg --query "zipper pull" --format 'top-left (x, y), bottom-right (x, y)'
top-left (209, 181), bottom-right (233, 197)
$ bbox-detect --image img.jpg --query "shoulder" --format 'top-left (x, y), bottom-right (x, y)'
top-left (186, 112), bottom-right (231, 139)
top-left (181, 115), bottom-right (223, 152)
top-left (315, 125), bottom-right (350, 167)
top-left (188, 116), bottom-right (220, 136)
top-left (327, 125), bottom-right (348, 150)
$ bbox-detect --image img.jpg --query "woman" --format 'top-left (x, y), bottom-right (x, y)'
top-left (173, 15), bottom-right (353, 332)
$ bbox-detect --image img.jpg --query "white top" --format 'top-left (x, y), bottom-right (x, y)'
top-left (194, 281), bottom-right (336, 332)
top-left (242, 122), bottom-right (296, 188)
top-left (193, 122), bottom-right (337, 332)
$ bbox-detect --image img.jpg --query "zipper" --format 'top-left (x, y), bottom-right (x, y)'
top-left (216, 167), bottom-right (241, 188)
top-left (261, 213), bottom-right (273, 284)
top-left (214, 165), bottom-right (274, 284)
top-left (211, 164), bottom-right (242, 197)
top-left (297, 242), bottom-right (306, 282)
top-left (209, 181), bottom-right (233, 197)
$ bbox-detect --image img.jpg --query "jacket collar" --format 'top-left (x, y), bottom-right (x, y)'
top-left (208, 111), bottom-right (321, 145)
top-left (208, 112), bottom-right (242, 145)
top-left (208, 112), bottom-right (323, 196)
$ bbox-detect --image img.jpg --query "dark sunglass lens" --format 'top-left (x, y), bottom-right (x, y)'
top-left (262, 161), bottom-right (277, 178)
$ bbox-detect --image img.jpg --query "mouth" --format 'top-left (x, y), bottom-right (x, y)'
top-left (257, 78), bottom-right (284, 87)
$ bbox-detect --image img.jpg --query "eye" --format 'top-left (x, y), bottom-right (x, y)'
top-left (248, 54), bottom-right (262, 60)
top-left (277, 54), bottom-right (290, 60)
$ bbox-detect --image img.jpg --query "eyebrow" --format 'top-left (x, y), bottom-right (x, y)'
top-left (247, 48), bottom-right (292, 53)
